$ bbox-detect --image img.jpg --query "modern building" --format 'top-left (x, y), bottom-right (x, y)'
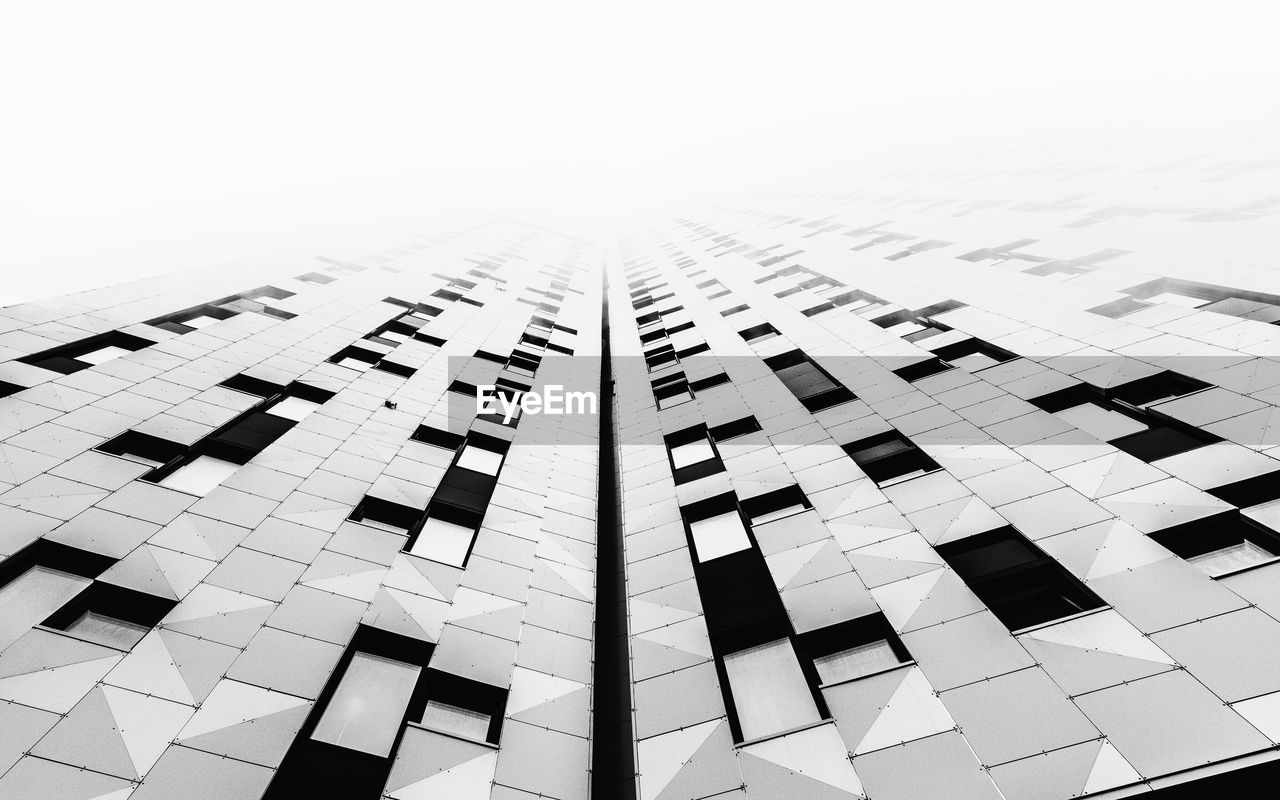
top-left (5, 154), bottom-right (1280, 800)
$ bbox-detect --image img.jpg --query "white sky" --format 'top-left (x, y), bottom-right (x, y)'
top-left (2, 0), bottom-right (1278, 305)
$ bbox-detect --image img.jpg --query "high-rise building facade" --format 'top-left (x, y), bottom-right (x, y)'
top-left (5, 155), bottom-right (1280, 799)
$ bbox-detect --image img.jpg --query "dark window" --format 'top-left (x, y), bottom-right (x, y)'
top-left (19, 330), bottom-right (156, 375)
top-left (1108, 371), bottom-right (1211, 409)
top-left (268, 627), bottom-right (433, 799)
top-left (738, 323), bottom-right (779, 343)
top-left (764, 350), bottom-right (854, 412)
top-left (937, 527), bottom-right (1105, 631)
top-left (220, 373), bottom-right (287, 398)
top-left (42, 582), bottom-right (176, 650)
top-left (797, 613), bottom-right (911, 685)
top-left (932, 338), bottom-right (1019, 371)
top-left (410, 425), bottom-right (465, 451)
top-left (689, 372), bottom-right (731, 393)
top-left (1149, 511), bottom-right (1280, 577)
top-left (1205, 470), bottom-right (1280, 508)
top-left (843, 430), bottom-right (939, 485)
top-left (1087, 297), bottom-right (1152, 318)
top-left (0, 380), bottom-right (22, 398)
top-left (350, 496), bottom-right (424, 533)
top-left (720, 304), bottom-right (749, 316)
top-left (893, 358), bottom-right (953, 383)
top-left (709, 416), bottom-right (762, 442)
top-left (741, 485), bottom-right (811, 526)
top-left (1109, 424), bottom-right (1216, 462)
top-left (665, 426), bottom-right (725, 484)
top-left (373, 359), bottom-right (416, 378)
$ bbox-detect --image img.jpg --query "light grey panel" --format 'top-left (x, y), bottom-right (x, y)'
top-left (1151, 608), bottom-right (1280, 703)
top-left (853, 730), bottom-right (1003, 800)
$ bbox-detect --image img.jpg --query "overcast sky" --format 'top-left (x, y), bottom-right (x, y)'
top-left (2, 1), bottom-right (1278, 305)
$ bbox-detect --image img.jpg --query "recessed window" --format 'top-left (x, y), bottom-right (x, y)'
top-left (1109, 371), bottom-right (1211, 409)
top-left (742, 485), bottom-right (811, 526)
top-left (156, 455), bottom-right (240, 496)
top-left (1149, 511), bottom-right (1280, 578)
top-left (97, 430), bottom-right (185, 469)
top-left (63, 611), bottom-right (149, 650)
top-left (411, 517), bottom-right (476, 566)
top-left (420, 700), bottom-right (490, 741)
top-left (689, 511), bottom-right (752, 562)
top-left (843, 430), bottom-right (940, 486)
top-left (267, 396), bottom-right (322, 422)
top-left (932, 338), bottom-right (1019, 372)
top-left (764, 350), bottom-right (854, 412)
top-left (799, 613), bottom-right (911, 685)
top-left (937, 527), bottom-right (1105, 631)
top-left (312, 652), bottom-right (422, 757)
top-left (671, 438), bottom-right (716, 470)
top-left (893, 358), bottom-right (952, 383)
top-left (456, 443), bottom-right (504, 476)
top-left (722, 638), bottom-right (823, 741)
top-left (709, 416), bottom-right (762, 442)
top-left (411, 425), bottom-right (466, 451)
top-left (350, 496), bottom-right (423, 533)
top-left (1054, 402), bottom-right (1149, 441)
top-left (0, 566), bottom-right (92, 652)
top-left (78, 345), bottom-right (131, 365)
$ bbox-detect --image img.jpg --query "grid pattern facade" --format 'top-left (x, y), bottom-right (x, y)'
top-left (0, 222), bottom-right (601, 800)
top-left (613, 158), bottom-right (1280, 800)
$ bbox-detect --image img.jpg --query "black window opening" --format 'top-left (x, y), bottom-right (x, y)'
top-left (720, 304), bottom-right (749, 317)
top-left (506, 350), bottom-right (542, 377)
top-left (653, 373), bottom-right (693, 410)
top-left (665, 426), bottom-right (726, 484)
top-left (936, 527), bottom-right (1106, 632)
top-left (741, 485), bottom-right (812, 527)
top-left (708, 416), bottom-right (762, 442)
top-left (99, 380), bottom-right (333, 494)
top-left (0, 379), bottom-right (24, 398)
top-left (764, 350), bottom-right (854, 412)
top-left (932, 338), bottom-right (1019, 372)
top-left (475, 379), bottom-right (531, 428)
top-left (1205, 470), bottom-right (1280, 509)
top-left (146, 304), bottom-right (238, 335)
top-left (844, 430), bottom-right (940, 486)
top-left (645, 344), bottom-right (679, 372)
top-left (1107, 370), bottom-right (1211, 410)
top-left (738, 323), bottom-right (780, 343)
top-left (266, 628), bottom-right (435, 799)
top-left (797, 613), bottom-right (912, 687)
top-left (1030, 383), bottom-right (1219, 463)
top-left (411, 425), bottom-right (467, 452)
top-left (893, 357), bottom-right (953, 383)
top-left (329, 344), bottom-right (384, 370)
top-left (1149, 511), bottom-right (1280, 578)
top-left (679, 492), bottom-right (829, 744)
top-left (18, 330), bottom-right (156, 375)
top-left (350, 495), bottom-right (425, 534)
top-left (373, 359), bottom-right (416, 379)
top-left (403, 433), bottom-right (510, 566)
top-left (0, 539), bottom-right (169, 653)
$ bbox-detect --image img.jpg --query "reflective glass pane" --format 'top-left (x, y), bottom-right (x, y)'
top-left (312, 652), bottom-right (421, 756)
top-left (723, 638), bottom-right (821, 741)
top-left (158, 456), bottom-right (240, 496)
top-left (1188, 540), bottom-right (1275, 576)
top-left (411, 517), bottom-right (475, 566)
top-left (456, 445), bottom-right (503, 476)
top-left (79, 346), bottom-right (131, 365)
top-left (420, 700), bottom-right (491, 741)
top-left (267, 396), bottom-right (320, 422)
top-left (65, 612), bottom-right (148, 650)
top-left (671, 439), bottom-right (715, 469)
top-left (689, 511), bottom-right (751, 562)
top-left (0, 567), bottom-right (92, 651)
top-left (814, 639), bottom-right (901, 684)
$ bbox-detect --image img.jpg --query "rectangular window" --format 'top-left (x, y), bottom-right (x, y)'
top-left (350, 496), bottom-right (424, 533)
top-left (156, 455), bottom-right (240, 496)
top-left (764, 350), bottom-right (854, 412)
top-left (799, 613), bottom-right (911, 685)
top-left (932, 337), bottom-right (1019, 371)
top-left (844, 430), bottom-right (940, 486)
top-left (937, 527), bottom-right (1105, 631)
top-left (689, 511), bottom-right (752, 562)
top-left (411, 516), bottom-right (476, 567)
top-left (1149, 511), bottom-right (1280, 578)
top-left (312, 652), bottom-right (422, 757)
top-left (722, 638), bottom-right (823, 741)
top-left (1108, 371), bottom-right (1211, 409)
top-left (741, 485), bottom-right (811, 527)
top-left (665, 425), bottom-right (725, 484)
top-left (0, 567), bottom-right (92, 652)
